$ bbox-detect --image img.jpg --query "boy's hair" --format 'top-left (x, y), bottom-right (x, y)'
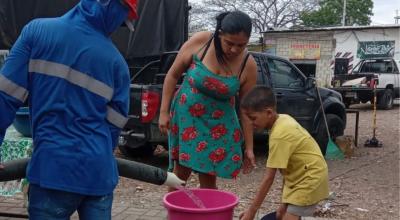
top-left (240, 86), bottom-right (277, 111)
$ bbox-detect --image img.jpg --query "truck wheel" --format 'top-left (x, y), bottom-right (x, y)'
top-left (378, 89), bottom-right (393, 110)
top-left (344, 99), bottom-right (351, 108)
top-left (117, 135), bottom-right (153, 158)
top-left (118, 144), bottom-right (153, 158)
top-left (314, 114), bottom-right (345, 155)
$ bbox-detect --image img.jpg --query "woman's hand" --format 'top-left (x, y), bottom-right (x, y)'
top-left (242, 149), bottom-right (256, 174)
top-left (158, 111), bottom-right (170, 135)
top-left (239, 208), bottom-right (256, 220)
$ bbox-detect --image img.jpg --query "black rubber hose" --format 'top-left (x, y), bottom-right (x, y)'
top-left (0, 158), bottom-right (168, 185)
top-left (116, 158), bottom-right (167, 185)
top-left (0, 158), bottom-right (29, 182)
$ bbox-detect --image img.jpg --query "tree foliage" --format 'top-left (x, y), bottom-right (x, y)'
top-left (189, 0), bottom-right (318, 34)
top-left (300, 0), bottom-right (373, 27)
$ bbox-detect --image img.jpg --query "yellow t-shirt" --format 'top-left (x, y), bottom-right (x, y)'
top-left (266, 114), bottom-right (329, 206)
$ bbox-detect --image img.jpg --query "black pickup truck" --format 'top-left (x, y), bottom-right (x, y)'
top-left (119, 52), bottom-right (347, 156)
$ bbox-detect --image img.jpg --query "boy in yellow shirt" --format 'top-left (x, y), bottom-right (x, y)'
top-left (239, 86), bottom-right (329, 220)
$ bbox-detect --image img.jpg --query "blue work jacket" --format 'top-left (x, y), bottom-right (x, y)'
top-left (0, 0), bottom-right (130, 195)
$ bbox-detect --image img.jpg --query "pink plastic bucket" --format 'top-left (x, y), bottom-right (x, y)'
top-left (163, 188), bottom-right (239, 220)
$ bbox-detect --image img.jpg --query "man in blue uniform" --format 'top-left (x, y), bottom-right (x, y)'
top-left (0, 0), bottom-right (184, 219)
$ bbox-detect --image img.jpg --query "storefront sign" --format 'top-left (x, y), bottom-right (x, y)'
top-left (357, 41), bottom-right (395, 58)
top-left (289, 43), bottom-right (320, 59)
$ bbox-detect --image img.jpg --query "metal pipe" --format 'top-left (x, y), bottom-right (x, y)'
top-left (342, 0), bottom-right (347, 26)
top-left (0, 158), bottom-right (168, 185)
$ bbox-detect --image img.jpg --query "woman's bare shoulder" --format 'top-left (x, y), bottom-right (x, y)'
top-left (188, 31), bottom-right (213, 45)
top-left (180, 31), bottom-right (213, 56)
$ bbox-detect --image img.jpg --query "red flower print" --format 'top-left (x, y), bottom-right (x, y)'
top-left (196, 141), bottom-right (207, 152)
top-left (203, 77), bottom-right (229, 94)
top-left (171, 124), bottom-right (179, 135)
top-left (179, 153), bottom-right (191, 161)
top-left (216, 83), bottom-right (229, 94)
top-left (230, 97), bottom-right (235, 107)
top-left (189, 103), bottom-right (206, 117)
top-left (210, 124), bottom-right (227, 139)
top-left (209, 147), bottom-right (226, 163)
top-left (182, 126), bottom-right (197, 141)
top-left (232, 154), bottom-right (241, 162)
top-left (212, 110), bottom-right (224, 119)
top-left (171, 146), bottom-right (180, 159)
top-left (179, 93), bottom-right (187, 104)
top-left (231, 169), bottom-right (240, 179)
top-left (170, 111), bottom-right (175, 118)
top-left (188, 77), bottom-right (194, 86)
top-left (203, 77), bottom-right (217, 90)
top-left (233, 129), bottom-right (242, 142)
top-left (191, 87), bottom-right (199, 94)
top-left (189, 62), bottom-right (196, 70)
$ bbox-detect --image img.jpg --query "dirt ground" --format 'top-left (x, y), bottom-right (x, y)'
top-left (114, 102), bottom-right (400, 220)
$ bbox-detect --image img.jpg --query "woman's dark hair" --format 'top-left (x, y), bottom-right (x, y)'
top-left (214, 11), bottom-right (252, 65)
top-left (240, 86), bottom-right (276, 111)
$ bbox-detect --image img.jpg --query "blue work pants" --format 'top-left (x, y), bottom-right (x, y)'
top-left (28, 184), bottom-right (113, 220)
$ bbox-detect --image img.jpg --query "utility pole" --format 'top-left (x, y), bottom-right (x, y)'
top-left (342, 0), bottom-right (347, 26)
top-left (395, 10), bottom-right (400, 24)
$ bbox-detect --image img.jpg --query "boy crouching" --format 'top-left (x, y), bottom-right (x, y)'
top-left (239, 86), bottom-right (329, 220)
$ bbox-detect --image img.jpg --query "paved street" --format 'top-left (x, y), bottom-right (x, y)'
top-left (0, 102), bottom-right (399, 220)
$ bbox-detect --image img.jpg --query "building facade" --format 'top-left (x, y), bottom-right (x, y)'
top-left (262, 25), bottom-right (400, 86)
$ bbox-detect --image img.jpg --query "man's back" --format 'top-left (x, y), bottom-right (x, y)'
top-left (0, 1), bottom-right (130, 195)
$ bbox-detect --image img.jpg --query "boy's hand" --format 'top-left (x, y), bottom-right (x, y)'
top-left (242, 149), bottom-right (256, 174)
top-left (239, 208), bottom-right (256, 220)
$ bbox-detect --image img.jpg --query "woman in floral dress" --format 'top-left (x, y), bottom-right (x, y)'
top-left (159, 11), bottom-right (257, 190)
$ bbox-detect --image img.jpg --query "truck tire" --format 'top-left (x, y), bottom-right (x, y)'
top-left (117, 135), bottom-right (153, 158)
top-left (118, 144), bottom-right (153, 158)
top-left (343, 99), bottom-right (351, 108)
top-left (378, 89), bottom-right (393, 110)
top-left (314, 114), bottom-right (345, 156)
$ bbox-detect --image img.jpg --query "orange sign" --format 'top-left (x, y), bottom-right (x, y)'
top-left (289, 43), bottom-right (320, 59)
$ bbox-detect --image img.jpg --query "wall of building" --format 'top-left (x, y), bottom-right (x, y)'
top-left (263, 27), bottom-right (400, 87)
top-left (263, 31), bottom-right (335, 86)
top-left (333, 28), bottom-right (400, 72)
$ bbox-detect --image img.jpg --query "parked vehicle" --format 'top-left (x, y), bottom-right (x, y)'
top-left (0, 0), bottom-right (189, 81)
top-left (119, 52), bottom-right (347, 156)
top-left (331, 58), bottom-right (400, 109)
top-left (1, 0), bottom-right (347, 157)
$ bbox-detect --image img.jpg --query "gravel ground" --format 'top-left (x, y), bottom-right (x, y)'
top-left (114, 102), bottom-right (400, 220)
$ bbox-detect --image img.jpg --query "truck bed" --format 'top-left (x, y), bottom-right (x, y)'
top-left (332, 73), bottom-right (375, 88)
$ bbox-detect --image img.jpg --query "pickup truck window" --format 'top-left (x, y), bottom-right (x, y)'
top-left (267, 58), bottom-right (304, 89)
top-left (359, 60), bottom-right (394, 73)
top-left (253, 54), bottom-right (272, 87)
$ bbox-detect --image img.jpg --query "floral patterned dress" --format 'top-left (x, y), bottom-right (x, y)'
top-left (168, 55), bottom-right (244, 179)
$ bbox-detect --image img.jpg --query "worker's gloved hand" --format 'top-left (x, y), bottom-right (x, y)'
top-left (163, 172), bottom-right (185, 189)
